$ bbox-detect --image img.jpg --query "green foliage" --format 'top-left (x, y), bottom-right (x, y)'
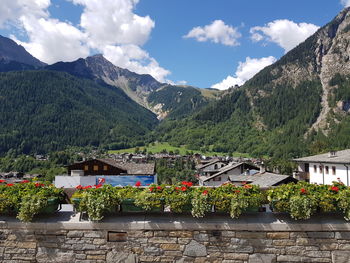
top-left (0, 70), bottom-right (158, 154)
top-left (156, 158), bottom-right (196, 184)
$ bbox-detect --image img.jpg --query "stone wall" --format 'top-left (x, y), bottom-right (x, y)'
top-left (1, 213), bottom-right (350, 263)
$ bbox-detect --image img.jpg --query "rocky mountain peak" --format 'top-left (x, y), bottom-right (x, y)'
top-left (0, 35), bottom-right (46, 67)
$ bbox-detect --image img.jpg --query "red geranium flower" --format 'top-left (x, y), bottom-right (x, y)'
top-left (235, 190), bottom-right (240, 193)
top-left (135, 181), bottom-right (141, 187)
top-left (243, 184), bottom-right (252, 189)
top-left (0, 180), bottom-right (6, 183)
top-left (157, 186), bottom-right (162, 190)
top-left (82, 185), bottom-right (92, 189)
top-left (330, 186), bottom-right (339, 192)
top-left (20, 180), bottom-right (30, 184)
top-left (149, 187), bottom-right (154, 192)
top-left (94, 184), bottom-right (103, 189)
top-left (181, 186), bottom-right (187, 192)
top-left (6, 184), bottom-right (14, 187)
top-left (300, 188), bottom-right (307, 194)
top-left (76, 185), bottom-right (83, 190)
top-left (35, 183), bottom-right (45, 188)
top-left (202, 190), bottom-right (208, 195)
top-left (181, 181), bottom-right (193, 187)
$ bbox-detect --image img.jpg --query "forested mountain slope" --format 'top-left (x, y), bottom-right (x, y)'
top-left (0, 71), bottom-right (158, 154)
top-left (152, 8), bottom-right (350, 158)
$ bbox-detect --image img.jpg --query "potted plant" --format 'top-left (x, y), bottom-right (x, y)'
top-left (74, 184), bottom-right (120, 221)
top-left (191, 187), bottom-right (212, 218)
top-left (164, 181), bottom-right (193, 213)
top-left (211, 183), bottom-right (263, 218)
top-left (134, 184), bottom-right (165, 212)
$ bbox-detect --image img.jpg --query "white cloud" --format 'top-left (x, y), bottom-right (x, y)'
top-left (184, 20), bottom-right (241, 46)
top-left (12, 16), bottom-right (89, 64)
top-left (0, 0), bottom-right (50, 27)
top-left (341, 0), bottom-right (350, 7)
top-left (70, 0), bottom-right (154, 48)
top-left (250, 19), bottom-right (319, 53)
top-left (0, 0), bottom-right (171, 82)
top-left (211, 56), bottom-right (276, 90)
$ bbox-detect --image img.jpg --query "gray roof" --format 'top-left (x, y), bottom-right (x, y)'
top-left (120, 163), bottom-right (155, 175)
top-left (203, 162), bottom-right (259, 182)
top-left (99, 159), bottom-right (155, 175)
top-left (228, 172), bottom-right (296, 188)
top-left (293, 149), bottom-right (350, 164)
top-left (196, 159), bottom-right (221, 170)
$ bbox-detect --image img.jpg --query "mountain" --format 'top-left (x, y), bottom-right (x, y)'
top-left (153, 8), bottom-right (350, 158)
top-left (46, 54), bottom-right (221, 119)
top-left (0, 70), bottom-right (158, 154)
top-left (0, 35), bottom-right (46, 71)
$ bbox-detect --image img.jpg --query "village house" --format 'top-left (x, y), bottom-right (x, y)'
top-left (199, 162), bottom-right (297, 187)
top-left (294, 149), bottom-right (350, 185)
top-left (199, 162), bottom-right (258, 186)
top-left (56, 159), bottom-right (156, 188)
top-left (196, 159), bottom-right (228, 178)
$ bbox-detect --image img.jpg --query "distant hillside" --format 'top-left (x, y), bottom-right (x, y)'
top-left (153, 8), bottom-right (350, 158)
top-left (0, 71), bottom-right (158, 154)
top-left (47, 54), bottom-right (220, 119)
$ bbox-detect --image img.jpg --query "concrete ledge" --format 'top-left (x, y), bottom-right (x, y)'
top-left (0, 212), bottom-right (349, 232)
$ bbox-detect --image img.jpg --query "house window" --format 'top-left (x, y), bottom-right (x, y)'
top-left (214, 164), bottom-right (218, 170)
top-left (213, 176), bottom-right (221, 181)
top-left (84, 165), bottom-right (89, 171)
top-left (332, 166), bottom-right (336, 175)
top-left (93, 165), bottom-right (99, 171)
top-left (319, 166), bottom-right (323, 173)
top-left (325, 166), bottom-right (329, 174)
top-left (313, 165), bottom-right (317, 173)
top-left (103, 165), bottom-right (108, 171)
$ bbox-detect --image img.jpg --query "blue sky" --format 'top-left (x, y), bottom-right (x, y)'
top-left (0, 0), bottom-right (348, 89)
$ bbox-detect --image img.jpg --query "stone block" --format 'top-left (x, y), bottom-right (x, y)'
top-left (149, 237), bottom-right (177, 244)
top-left (272, 239), bottom-right (295, 246)
top-left (87, 255), bottom-right (106, 260)
top-left (67, 231), bottom-right (84, 238)
top-left (160, 244), bottom-right (182, 251)
top-left (144, 247), bottom-right (163, 256)
top-left (84, 231), bottom-right (105, 238)
top-left (249, 254), bottom-right (276, 263)
top-left (153, 231), bottom-right (169, 237)
top-left (194, 257), bottom-right (209, 263)
top-left (178, 238), bottom-right (192, 244)
top-left (106, 252), bottom-right (138, 263)
top-left (335, 232), bottom-right (350, 240)
top-left (307, 232), bottom-right (334, 239)
top-left (224, 253), bottom-right (249, 260)
top-left (184, 240), bottom-right (207, 257)
top-left (36, 247), bottom-right (75, 263)
top-left (302, 251), bottom-right (330, 258)
top-left (267, 232), bottom-right (290, 239)
top-left (169, 231), bottom-right (193, 238)
top-left (236, 232), bottom-right (266, 239)
top-left (277, 255), bottom-right (309, 262)
top-left (227, 245), bottom-right (254, 253)
top-left (93, 238), bottom-right (106, 245)
top-left (139, 255), bottom-right (161, 262)
top-left (332, 251), bottom-right (350, 263)
top-left (194, 233), bottom-right (209, 242)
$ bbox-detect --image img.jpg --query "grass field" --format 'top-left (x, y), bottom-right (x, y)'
top-left (108, 142), bottom-right (251, 158)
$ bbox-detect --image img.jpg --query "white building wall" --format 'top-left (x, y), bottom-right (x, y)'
top-left (55, 176), bottom-right (96, 188)
top-left (309, 163), bottom-right (350, 186)
top-left (204, 173), bottom-right (230, 187)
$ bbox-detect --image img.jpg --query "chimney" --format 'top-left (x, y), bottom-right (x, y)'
top-left (329, 151), bottom-right (337, 158)
top-left (260, 162), bottom-right (266, 174)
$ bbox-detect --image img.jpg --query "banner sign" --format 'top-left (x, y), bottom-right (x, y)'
top-left (96, 175), bottom-right (156, 187)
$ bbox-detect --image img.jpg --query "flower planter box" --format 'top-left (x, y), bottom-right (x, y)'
top-left (40, 197), bottom-right (60, 214)
top-left (170, 204), bottom-right (192, 214)
top-left (120, 199), bottom-right (163, 213)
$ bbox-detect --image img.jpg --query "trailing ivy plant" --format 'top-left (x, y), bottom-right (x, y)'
top-left (191, 187), bottom-right (211, 218)
top-left (17, 195), bottom-right (48, 222)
